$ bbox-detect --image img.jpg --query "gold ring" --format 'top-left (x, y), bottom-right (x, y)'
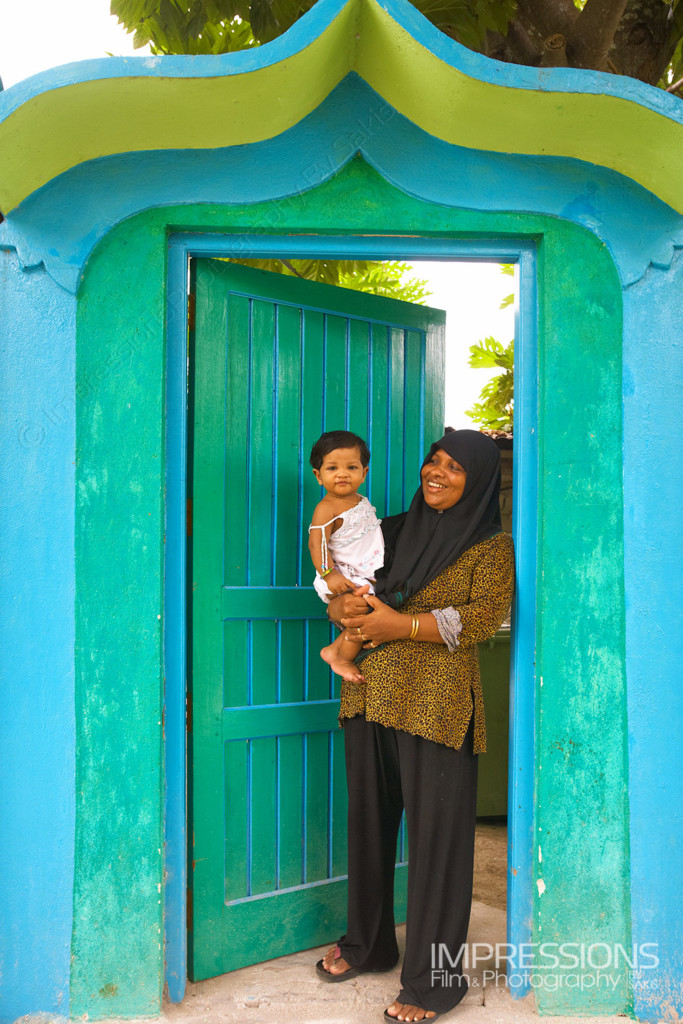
top-left (369, 641), bottom-right (377, 648)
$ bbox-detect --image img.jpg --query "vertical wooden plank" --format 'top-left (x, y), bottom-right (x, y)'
top-left (191, 263), bottom-right (232, 967)
top-left (403, 330), bottom-right (423, 498)
top-left (388, 328), bottom-right (406, 515)
top-left (424, 319), bottom-right (446, 443)
top-left (331, 727), bottom-right (348, 878)
top-left (347, 319), bottom-right (370, 444)
top-left (278, 620), bottom-right (304, 705)
top-left (275, 304), bottom-right (301, 588)
top-left (307, 618), bottom-right (333, 702)
top-left (369, 323), bottom-right (389, 516)
top-left (324, 314), bottom-right (347, 431)
top-left (224, 740), bottom-right (248, 901)
top-left (277, 734), bottom-right (304, 889)
top-left (249, 737), bottom-right (277, 895)
top-left (304, 732), bottom-right (329, 883)
top-left (251, 619), bottom-right (277, 706)
top-left (249, 299), bottom-right (275, 587)
top-left (301, 309), bottom-right (324, 586)
top-left (224, 292), bottom-right (250, 586)
top-left (248, 300), bottom-right (277, 709)
top-left (223, 620), bottom-right (248, 708)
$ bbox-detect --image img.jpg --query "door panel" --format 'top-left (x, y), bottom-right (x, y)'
top-left (190, 259), bottom-right (445, 980)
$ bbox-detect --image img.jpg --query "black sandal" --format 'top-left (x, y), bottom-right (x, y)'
top-left (384, 1008), bottom-right (440, 1021)
top-left (316, 945), bottom-right (362, 982)
top-left (316, 944), bottom-right (398, 982)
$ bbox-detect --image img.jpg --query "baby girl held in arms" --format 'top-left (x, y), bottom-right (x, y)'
top-left (308, 430), bottom-right (384, 682)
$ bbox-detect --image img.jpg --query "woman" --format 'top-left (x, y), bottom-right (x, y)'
top-left (315, 429), bottom-right (515, 1023)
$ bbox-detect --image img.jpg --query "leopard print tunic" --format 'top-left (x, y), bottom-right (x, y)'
top-left (339, 532), bottom-right (515, 753)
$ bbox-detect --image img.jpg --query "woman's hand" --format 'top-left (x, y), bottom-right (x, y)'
top-left (341, 595), bottom-right (412, 647)
top-left (327, 586), bottom-right (372, 625)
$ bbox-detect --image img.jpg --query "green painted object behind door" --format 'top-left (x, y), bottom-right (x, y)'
top-left (190, 259), bottom-right (445, 980)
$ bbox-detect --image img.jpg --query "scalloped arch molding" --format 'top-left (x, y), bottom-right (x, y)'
top-left (1, 1), bottom-right (682, 1022)
top-left (0, 0), bottom-right (682, 290)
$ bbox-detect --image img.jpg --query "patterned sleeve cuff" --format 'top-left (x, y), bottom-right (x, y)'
top-left (433, 607), bottom-right (463, 652)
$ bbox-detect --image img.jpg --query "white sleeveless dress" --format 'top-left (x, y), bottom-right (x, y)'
top-left (309, 496), bottom-right (384, 603)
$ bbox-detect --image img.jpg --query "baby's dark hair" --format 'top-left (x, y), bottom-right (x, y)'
top-left (309, 430), bottom-right (371, 470)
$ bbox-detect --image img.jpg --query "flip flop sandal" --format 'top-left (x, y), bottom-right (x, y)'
top-left (384, 1009), bottom-right (440, 1022)
top-left (316, 945), bottom-right (363, 982)
top-left (316, 945), bottom-right (398, 982)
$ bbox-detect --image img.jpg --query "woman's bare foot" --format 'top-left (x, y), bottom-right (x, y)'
top-left (321, 644), bottom-right (365, 682)
top-left (321, 945), bottom-right (354, 977)
top-left (385, 1001), bottom-right (438, 1022)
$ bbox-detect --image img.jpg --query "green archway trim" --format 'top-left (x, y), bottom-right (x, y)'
top-left (73, 160), bottom-right (629, 1017)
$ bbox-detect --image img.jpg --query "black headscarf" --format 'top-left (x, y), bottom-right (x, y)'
top-left (374, 429), bottom-right (502, 609)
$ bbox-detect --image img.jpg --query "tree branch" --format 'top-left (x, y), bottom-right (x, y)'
top-left (540, 33), bottom-right (569, 66)
top-left (609, 0), bottom-right (681, 85)
top-left (515, 0), bottom-right (578, 41)
top-left (504, 19), bottom-right (542, 65)
top-left (569, 0), bottom-right (630, 69)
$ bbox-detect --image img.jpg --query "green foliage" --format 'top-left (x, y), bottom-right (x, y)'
top-left (110, 0), bottom-right (517, 53)
top-left (112, 0), bottom-right (259, 53)
top-left (223, 257), bottom-right (432, 303)
top-left (111, 0), bottom-right (683, 90)
top-left (662, 31), bottom-right (683, 91)
top-left (465, 336), bottom-right (514, 432)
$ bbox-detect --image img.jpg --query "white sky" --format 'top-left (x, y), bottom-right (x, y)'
top-left (405, 261), bottom-right (516, 428)
top-left (0, 3), bottom-right (516, 427)
top-left (0, 0), bottom-right (147, 89)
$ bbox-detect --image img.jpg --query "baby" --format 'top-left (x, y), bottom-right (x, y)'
top-left (308, 430), bottom-right (384, 682)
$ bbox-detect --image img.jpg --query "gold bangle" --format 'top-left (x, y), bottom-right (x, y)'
top-left (320, 566), bottom-right (334, 578)
top-left (409, 614), bottom-right (419, 639)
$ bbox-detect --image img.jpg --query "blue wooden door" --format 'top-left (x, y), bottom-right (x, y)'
top-left (190, 259), bottom-right (445, 980)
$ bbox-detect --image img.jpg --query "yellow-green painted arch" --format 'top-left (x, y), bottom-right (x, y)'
top-left (355, 0), bottom-right (683, 212)
top-left (0, 2), bottom-right (357, 212)
top-left (0, 0), bottom-right (681, 214)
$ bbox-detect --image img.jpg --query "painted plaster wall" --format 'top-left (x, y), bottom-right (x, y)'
top-left (532, 229), bottom-right (630, 1014)
top-left (0, 251), bottom-right (76, 1022)
top-left (71, 226), bottom-right (166, 1017)
top-left (623, 251), bottom-right (683, 1023)
top-left (72, 160), bottom-right (630, 1017)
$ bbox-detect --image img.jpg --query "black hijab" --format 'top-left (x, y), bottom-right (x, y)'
top-left (374, 429), bottom-right (502, 609)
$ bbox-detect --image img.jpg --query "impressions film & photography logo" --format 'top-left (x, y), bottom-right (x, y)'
top-left (431, 941), bottom-right (660, 993)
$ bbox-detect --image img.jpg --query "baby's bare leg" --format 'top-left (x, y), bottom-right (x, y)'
top-left (321, 629), bottom-right (366, 682)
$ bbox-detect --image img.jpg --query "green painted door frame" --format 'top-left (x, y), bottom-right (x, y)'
top-left (73, 168), bottom-right (628, 1017)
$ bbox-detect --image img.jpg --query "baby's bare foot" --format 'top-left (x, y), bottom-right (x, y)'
top-left (321, 645), bottom-right (365, 682)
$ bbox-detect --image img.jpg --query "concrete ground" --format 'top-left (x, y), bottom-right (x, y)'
top-left (92, 825), bottom-right (635, 1024)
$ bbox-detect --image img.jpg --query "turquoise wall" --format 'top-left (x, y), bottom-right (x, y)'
top-left (0, 251), bottom-right (76, 1021)
top-left (623, 252), bottom-right (683, 1022)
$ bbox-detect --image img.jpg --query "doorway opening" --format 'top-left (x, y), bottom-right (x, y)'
top-left (162, 235), bottom-right (536, 1003)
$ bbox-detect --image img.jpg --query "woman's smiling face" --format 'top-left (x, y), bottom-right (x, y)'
top-left (421, 448), bottom-right (467, 510)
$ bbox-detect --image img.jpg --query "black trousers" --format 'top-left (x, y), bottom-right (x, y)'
top-left (339, 715), bottom-right (478, 1014)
